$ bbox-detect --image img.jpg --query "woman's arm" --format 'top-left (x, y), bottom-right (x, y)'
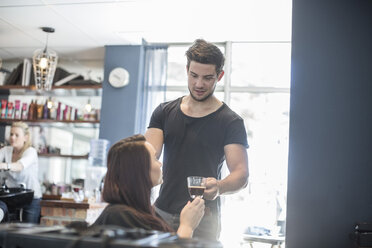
top-left (0, 147), bottom-right (37, 172)
top-left (0, 162), bottom-right (23, 171)
top-left (177, 197), bottom-right (205, 238)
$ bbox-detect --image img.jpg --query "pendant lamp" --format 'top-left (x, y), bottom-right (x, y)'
top-left (33, 27), bottom-right (58, 91)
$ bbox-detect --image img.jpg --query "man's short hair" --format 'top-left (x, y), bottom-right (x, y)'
top-left (185, 39), bottom-right (225, 75)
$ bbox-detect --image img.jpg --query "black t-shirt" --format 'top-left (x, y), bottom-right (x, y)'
top-left (148, 97), bottom-right (249, 214)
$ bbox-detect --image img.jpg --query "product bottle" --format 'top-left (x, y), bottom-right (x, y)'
top-left (56, 102), bottom-right (61, 120)
top-left (36, 101), bottom-right (43, 119)
top-left (68, 106), bottom-right (72, 120)
top-left (14, 100), bottom-right (21, 119)
top-left (7, 102), bottom-right (13, 119)
top-left (43, 100), bottom-right (49, 119)
top-left (28, 100), bottom-right (35, 120)
top-left (21, 103), bottom-right (28, 120)
top-left (64, 105), bottom-right (69, 120)
top-left (49, 104), bottom-right (56, 120)
top-left (1, 99), bottom-right (7, 119)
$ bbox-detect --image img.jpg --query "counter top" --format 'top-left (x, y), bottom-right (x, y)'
top-left (41, 200), bottom-right (89, 209)
top-left (40, 199), bottom-right (107, 209)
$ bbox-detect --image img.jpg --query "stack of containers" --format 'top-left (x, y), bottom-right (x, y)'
top-left (88, 139), bottom-right (110, 167)
top-left (85, 139), bottom-right (110, 200)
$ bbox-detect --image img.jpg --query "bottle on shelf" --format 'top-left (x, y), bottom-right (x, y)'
top-left (49, 103), bottom-right (56, 120)
top-left (47, 98), bottom-right (56, 120)
top-left (14, 100), bottom-right (21, 119)
top-left (28, 100), bottom-right (36, 120)
top-left (43, 100), bottom-right (49, 119)
top-left (1, 99), bottom-right (7, 118)
top-left (7, 102), bottom-right (13, 119)
top-left (56, 102), bottom-right (61, 120)
top-left (21, 103), bottom-right (28, 120)
top-left (0, 97), bottom-right (99, 122)
top-left (36, 101), bottom-right (43, 119)
top-left (63, 105), bottom-right (68, 120)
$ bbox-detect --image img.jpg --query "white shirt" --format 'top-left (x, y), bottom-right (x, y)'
top-left (0, 146), bottom-right (41, 198)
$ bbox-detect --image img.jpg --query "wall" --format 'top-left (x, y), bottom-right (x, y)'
top-left (286, 1), bottom-right (372, 247)
top-left (99, 45), bottom-right (144, 146)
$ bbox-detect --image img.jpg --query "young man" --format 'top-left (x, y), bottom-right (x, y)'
top-left (145, 39), bottom-right (249, 240)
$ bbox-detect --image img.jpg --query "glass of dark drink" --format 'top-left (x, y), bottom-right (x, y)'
top-left (187, 176), bottom-right (206, 199)
top-left (72, 186), bottom-right (84, 203)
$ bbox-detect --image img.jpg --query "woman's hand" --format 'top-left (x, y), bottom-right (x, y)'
top-left (177, 197), bottom-right (205, 238)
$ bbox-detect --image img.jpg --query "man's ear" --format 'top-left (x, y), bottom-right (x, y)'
top-left (217, 70), bottom-right (225, 81)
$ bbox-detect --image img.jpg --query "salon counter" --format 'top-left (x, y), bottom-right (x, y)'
top-left (40, 199), bottom-right (107, 226)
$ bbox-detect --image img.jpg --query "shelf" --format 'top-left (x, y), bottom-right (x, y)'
top-left (38, 153), bottom-right (88, 159)
top-left (0, 85), bottom-right (102, 97)
top-left (0, 85), bottom-right (101, 90)
top-left (0, 119), bottom-right (99, 124)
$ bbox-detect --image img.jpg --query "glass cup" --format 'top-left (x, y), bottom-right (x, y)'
top-left (72, 187), bottom-right (84, 203)
top-left (187, 176), bottom-right (206, 199)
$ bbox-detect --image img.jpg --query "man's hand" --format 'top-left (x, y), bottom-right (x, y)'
top-left (203, 177), bottom-right (220, 200)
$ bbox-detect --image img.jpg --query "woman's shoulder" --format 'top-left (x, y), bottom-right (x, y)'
top-left (100, 204), bottom-right (138, 220)
top-left (23, 146), bottom-right (37, 154)
top-left (95, 204), bottom-right (150, 229)
top-left (19, 147), bottom-right (38, 161)
top-left (105, 204), bottom-right (133, 212)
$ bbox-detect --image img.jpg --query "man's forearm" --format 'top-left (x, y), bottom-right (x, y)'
top-left (218, 171), bottom-right (248, 195)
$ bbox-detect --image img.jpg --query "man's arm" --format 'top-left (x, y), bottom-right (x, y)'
top-left (204, 144), bottom-right (248, 200)
top-left (219, 143), bottom-right (249, 194)
top-left (144, 128), bottom-right (164, 159)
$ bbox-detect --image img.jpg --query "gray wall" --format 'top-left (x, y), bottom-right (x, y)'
top-left (286, 1), bottom-right (372, 247)
top-left (99, 45), bottom-right (144, 146)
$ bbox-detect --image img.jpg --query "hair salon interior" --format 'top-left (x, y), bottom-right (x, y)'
top-left (0, 1), bottom-right (371, 248)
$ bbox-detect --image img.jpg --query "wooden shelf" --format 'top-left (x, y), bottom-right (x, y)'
top-left (0, 119), bottom-right (99, 124)
top-left (0, 85), bottom-right (101, 90)
top-left (38, 153), bottom-right (88, 159)
top-left (0, 85), bottom-right (102, 97)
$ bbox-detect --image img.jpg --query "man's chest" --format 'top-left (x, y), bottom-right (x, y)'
top-left (163, 114), bottom-right (226, 151)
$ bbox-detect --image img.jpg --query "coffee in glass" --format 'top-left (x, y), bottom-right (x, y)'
top-left (187, 176), bottom-right (206, 199)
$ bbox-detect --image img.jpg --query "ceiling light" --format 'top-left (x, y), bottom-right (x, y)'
top-left (85, 99), bottom-right (92, 113)
top-left (32, 27), bottom-right (58, 91)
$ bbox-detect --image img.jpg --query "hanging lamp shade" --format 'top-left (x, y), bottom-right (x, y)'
top-left (33, 27), bottom-right (58, 91)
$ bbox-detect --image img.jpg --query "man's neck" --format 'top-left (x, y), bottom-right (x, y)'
top-left (181, 95), bottom-right (223, 118)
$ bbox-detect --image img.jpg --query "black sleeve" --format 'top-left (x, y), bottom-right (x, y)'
top-left (224, 118), bottom-right (249, 148)
top-left (148, 104), bottom-right (164, 130)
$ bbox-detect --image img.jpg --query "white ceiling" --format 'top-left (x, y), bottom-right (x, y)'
top-left (0, 0), bottom-right (292, 62)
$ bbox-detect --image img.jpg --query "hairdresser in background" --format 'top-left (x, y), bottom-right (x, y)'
top-left (0, 121), bottom-right (41, 223)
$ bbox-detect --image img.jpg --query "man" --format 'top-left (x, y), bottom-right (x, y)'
top-left (145, 39), bottom-right (249, 240)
